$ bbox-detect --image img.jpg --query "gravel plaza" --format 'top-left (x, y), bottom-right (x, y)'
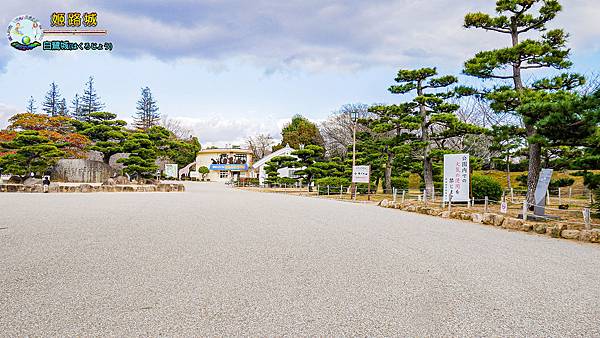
top-left (1, 183), bottom-right (599, 336)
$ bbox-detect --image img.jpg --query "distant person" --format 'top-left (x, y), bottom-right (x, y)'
top-left (42, 175), bottom-right (50, 193)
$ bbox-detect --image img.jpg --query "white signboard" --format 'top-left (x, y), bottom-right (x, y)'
top-left (500, 202), bottom-right (508, 214)
top-left (189, 171), bottom-right (200, 179)
top-left (443, 154), bottom-right (470, 202)
top-left (164, 164), bottom-right (178, 179)
top-left (352, 165), bottom-right (371, 183)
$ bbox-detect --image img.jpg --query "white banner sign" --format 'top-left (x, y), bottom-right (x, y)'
top-left (352, 165), bottom-right (371, 183)
top-left (164, 164), bottom-right (178, 178)
top-left (189, 171), bottom-right (200, 179)
top-left (443, 154), bottom-right (470, 202)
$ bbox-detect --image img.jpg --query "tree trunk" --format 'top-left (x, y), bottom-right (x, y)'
top-left (526, 138), bottom-right (541, 204)
top-left (384, 150), bottom-right (393, 193)
top-left (417, 80), bottom-right (434, 197)
top-left (506, 153), bottom-right (512, 190)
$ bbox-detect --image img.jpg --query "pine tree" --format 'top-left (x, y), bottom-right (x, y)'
top-left (58, 98), bottom-right (69, 116)
top-left (133, 86), bottom-right (160, 131)
top-left (71, 94), bottom-right (83, 120)
top-left (463, 0), bottom-right (572, 203)
top-left (80, 76), bottom-right (104, 121)
top-left (26, 96), bottom-right (37, 113)
top-left (388, 68), bottom-right (484, 197)
top-left (42, 82), bottom-right (61, 116)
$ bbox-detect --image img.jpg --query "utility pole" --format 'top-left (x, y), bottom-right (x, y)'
top-left (350, 111), bottom-right (358, 200)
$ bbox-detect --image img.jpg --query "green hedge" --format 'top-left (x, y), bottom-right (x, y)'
top-left (472, 174), bottom-right (503, 202)
top-left (391, 177), bottom-right (409, 190)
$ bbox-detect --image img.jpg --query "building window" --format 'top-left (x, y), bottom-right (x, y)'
top-left (219, 171), bottom-right (228, 179)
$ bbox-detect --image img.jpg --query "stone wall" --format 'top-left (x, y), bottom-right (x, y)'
top-left (52, 159), bottom-right (116, 183)
top-left (0, 183), bottom-right (185, 193)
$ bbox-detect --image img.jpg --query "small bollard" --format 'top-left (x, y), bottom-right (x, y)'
top-left (401, 190), bottom-right (406, 203)
top-left (484, 196), bottom-right (489, 213)
top-left (423, 189), bottom-right (427, 205)
top-left (393, 187), bottom-right (397, 203)
top-left (558, 187), bottom-right (562, 205)
top-left (583, 208), bottom-right (591, 230)
top-left (522, 200), bottom-right (528, 221)
top-left (327, 185), bottom-right (330, 195)
top-left (340, 185), bottom-right (343, 198)
top-left (510, 188), bottom-right (514, 203)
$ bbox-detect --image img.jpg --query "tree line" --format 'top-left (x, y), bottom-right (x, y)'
top-left (1, 78), bottom-right (200, 179)
top-left (249, 0), bottom-right (600, 211)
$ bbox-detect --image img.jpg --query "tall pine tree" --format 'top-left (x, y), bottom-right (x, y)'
top-left (79, 76), bottom-right (104, 121)
top-left (26, 96), bottom-right (37, 113)
top-left (58, 98), bottom-right (69, 116)
top-left (71, 94), bottom-right (83, 120)
top-left (133, 86), bottom-right (160, 131)
top-left (463, 0), bottom-right (572, 203)
top-left (42, 82), bottom-right (61, 116)
top-left (388, 68), bottom-right (483, 197)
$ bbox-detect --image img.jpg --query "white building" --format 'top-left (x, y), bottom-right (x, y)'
top-left (191, 148), bottom-right (254, 182)
top-left (252, 145), bottom-right (301, 186)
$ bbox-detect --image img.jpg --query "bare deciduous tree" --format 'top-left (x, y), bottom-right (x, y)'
top-left (160, 115), bottom-right (193, 140)
top-left (320, 103), bottom-right (371, 159)
top-left (246, 134), bottom-right (275, 160)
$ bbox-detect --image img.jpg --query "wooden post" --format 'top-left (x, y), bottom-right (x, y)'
top-left (340, 185), bottom-right (343, 198)
top-left (423, 189), bottom-right (427, 205)
top-left (484, 196), bottom-right (489, 213)
top-left (569, 186), bottom-right (572, 199)
top-left (558, 187), bottom-right (561, 205)
top-left (546, 190), bottom-right (550, 206)
top-left (401, 190), bottom-right (406, 203)
top-left (393, 187), bottom-right (397, 203)
top-left (510, 188), bottom-right (514, 203)
top-left (327, 185), bottom-right (330, 195)
top-left (522, 200), bottom-right (528, 221)
top-left (583, 208), bottom-right (591, 230)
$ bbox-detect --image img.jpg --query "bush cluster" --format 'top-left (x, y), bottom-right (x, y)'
top-left (471, 174), bottom-right (503, 202)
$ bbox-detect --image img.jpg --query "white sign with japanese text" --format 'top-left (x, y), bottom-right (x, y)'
top-left (443, 154), bottom-right (470, 202)
top-left (352, 165), bottom-right (370, 183)
top-left (164, 164), bottom-right (178, 179)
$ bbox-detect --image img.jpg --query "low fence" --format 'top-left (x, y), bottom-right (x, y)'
top-left (233, 181), bottom-right (598, 229)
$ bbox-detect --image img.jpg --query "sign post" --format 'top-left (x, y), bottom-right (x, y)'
top-left (164, 164), bottom-right (178, 179)
top-left (443, 154), bottom-right (470, 203)
top-left (352, 165), bottom-right (370, 200)
top-left (534, 169), bottom-right (553, 217)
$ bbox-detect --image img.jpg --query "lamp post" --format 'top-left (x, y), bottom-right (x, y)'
top-left (350, 111), bottom-right (358, 200)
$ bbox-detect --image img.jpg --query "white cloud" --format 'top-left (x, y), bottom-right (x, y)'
top-left (171, 115), bottom-right (289, 147)
top-left (0, 103), bottom-right (21, 128)
top-left (0, 1), bottom-right (598, 74)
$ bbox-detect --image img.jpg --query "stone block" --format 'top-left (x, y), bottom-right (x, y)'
top-left (482, 213), bottom-right (495, 225)
top-left (503, 218), bottom-right (524, 230)
top-left (471, 213), bottom-right (483, 223)
top-left (493, 215), bottom-right (505, 227)
top-left (534, 224), bottom-right (547, 234)
top-left (561, 230), bottom-right (580, 240)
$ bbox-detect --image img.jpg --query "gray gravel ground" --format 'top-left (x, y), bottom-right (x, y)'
top-left (1, 183), bottom-right (599, 336)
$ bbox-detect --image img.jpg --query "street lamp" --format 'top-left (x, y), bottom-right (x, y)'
top-left (350, 111), bottom-right (359, 200)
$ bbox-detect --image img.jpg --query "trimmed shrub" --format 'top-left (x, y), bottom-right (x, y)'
top-left (277, 177), bottom-right (297, 185)
top-left (549, 177), bottom-right (575, 188)
top-left (472, 174), bottom-right (503, 202)
top-left (391, 177), bottom-right (409, 190)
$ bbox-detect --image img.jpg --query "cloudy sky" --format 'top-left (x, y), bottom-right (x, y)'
top-left (1, 0), bottom-right (599, 146)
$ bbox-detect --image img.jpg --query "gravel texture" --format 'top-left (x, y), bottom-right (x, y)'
top-left (1, 183), bottom-right (599, 336)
